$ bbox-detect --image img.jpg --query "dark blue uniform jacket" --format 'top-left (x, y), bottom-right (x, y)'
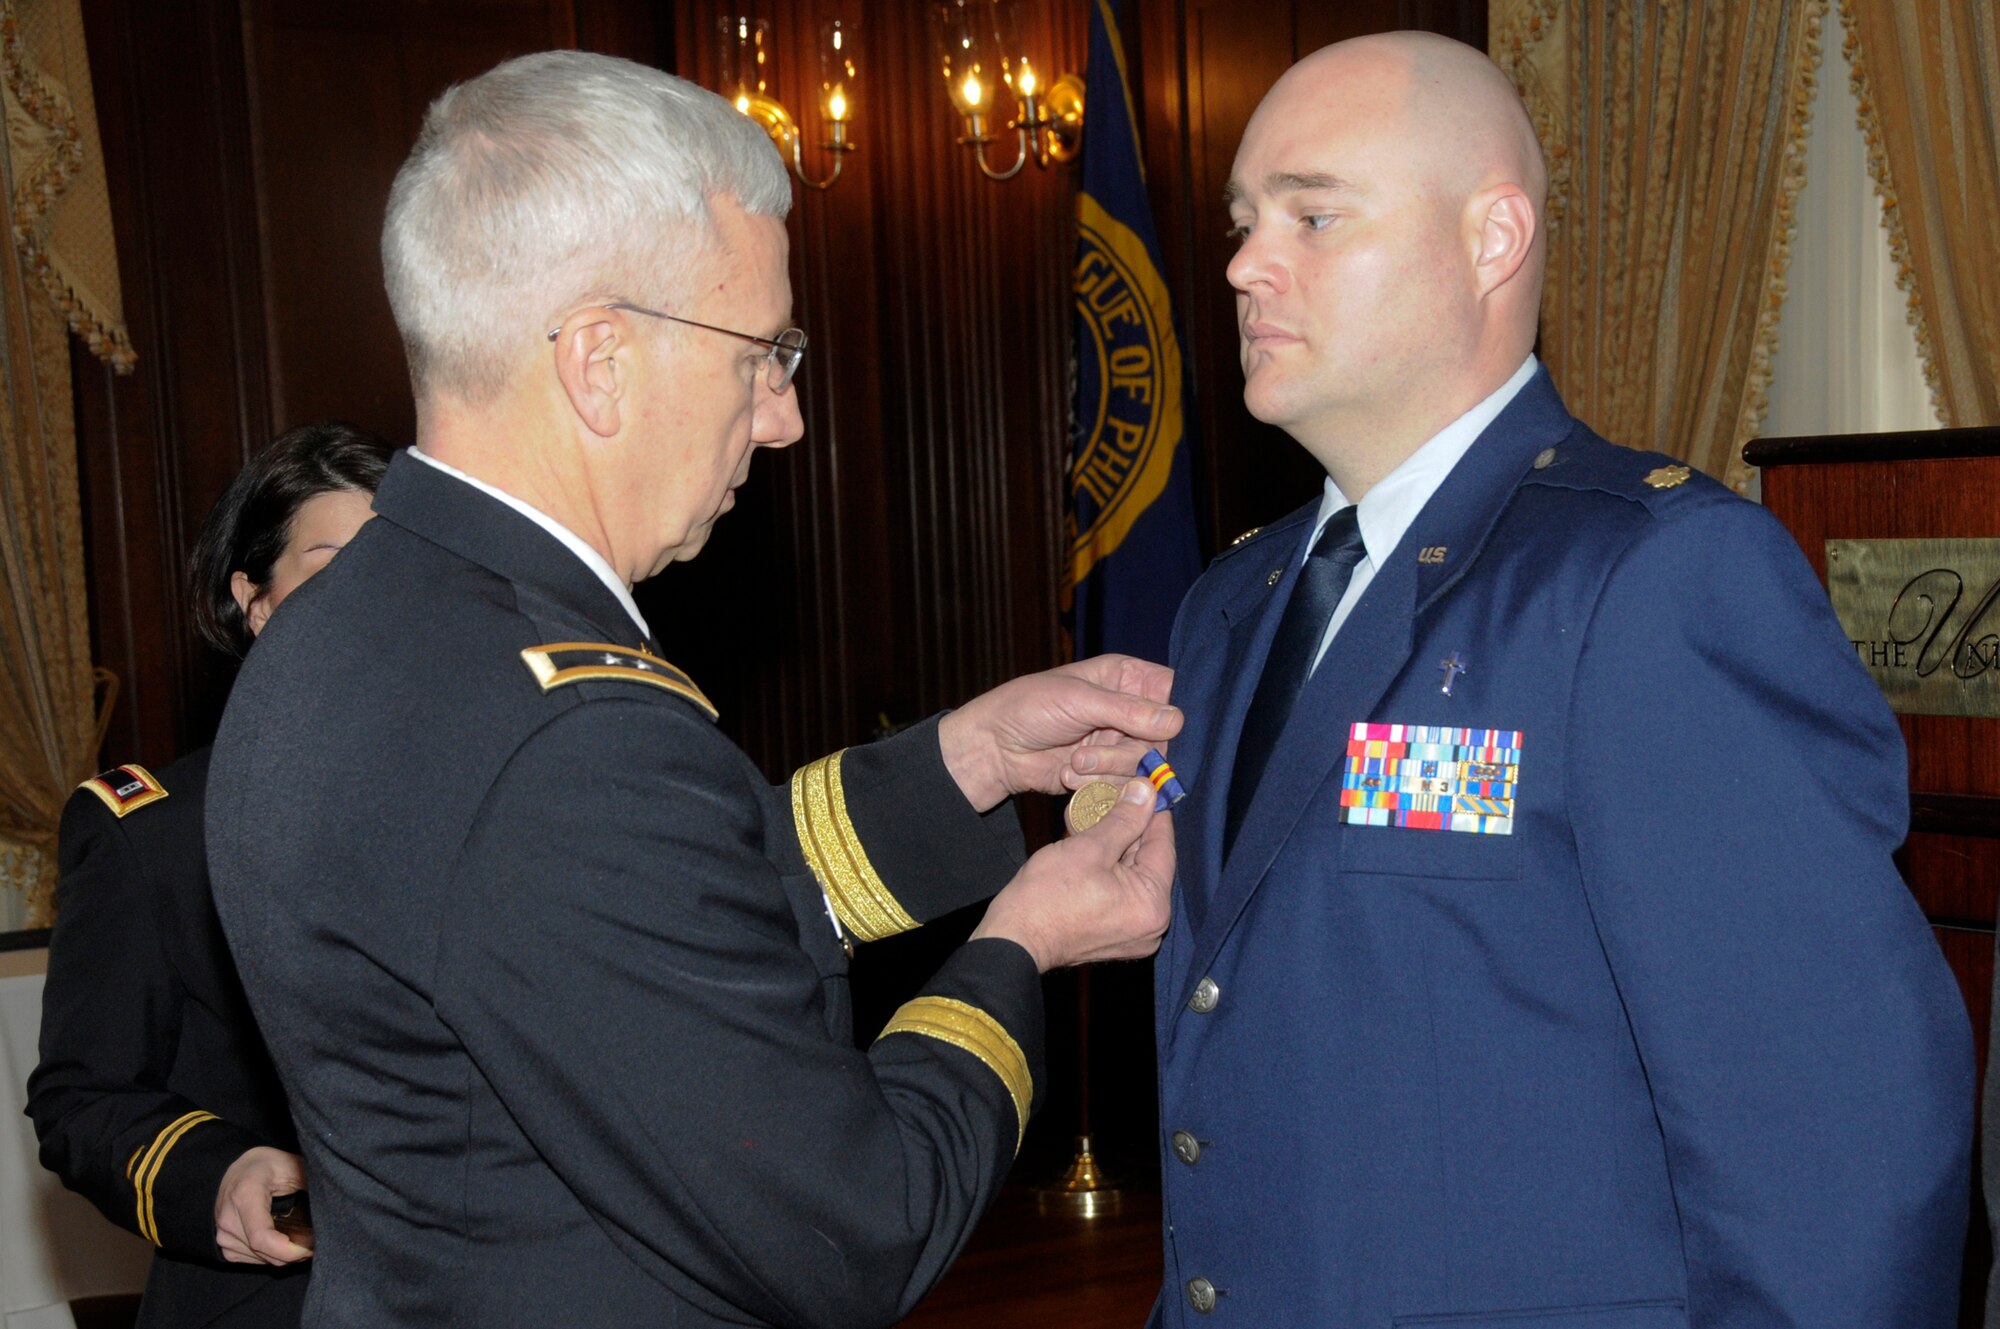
top-left (30, 748), bottom-right (308, 1327)
top-left (1151, 370), bottom-right (1972, 1328)
top-left (207, 453), bottom-right (1043, 1329)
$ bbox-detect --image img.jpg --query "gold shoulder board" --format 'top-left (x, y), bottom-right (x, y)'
top-left (79, 764), bottom-right (169, 818)
top-left (519, 642), bottom-right (718, 720)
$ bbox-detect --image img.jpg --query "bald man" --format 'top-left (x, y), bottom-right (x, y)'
top-left (1151, 32), bottom-right (1971, 1328)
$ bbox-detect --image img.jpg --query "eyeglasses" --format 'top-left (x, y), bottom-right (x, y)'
top-left (547, 303), bottom-right (808, 393)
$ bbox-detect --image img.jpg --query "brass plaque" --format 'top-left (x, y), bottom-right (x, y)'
top-left (1825, 538), bottom-right (2000, 718)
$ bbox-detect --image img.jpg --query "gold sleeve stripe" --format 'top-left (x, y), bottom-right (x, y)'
top-left (790, 751), bottom-right (919, 942)
top-left (132, 1111), bottom-right (217, 1245)
top-left (877, 996), bottom-right (1031, 1151)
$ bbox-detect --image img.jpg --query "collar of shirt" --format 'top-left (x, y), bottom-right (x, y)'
top-left (407, 447), bottom-right (653, 642)
top-left (1311, 353), bottom-right (1541, 557)
top-left (1304, 354), bottom-right (1538, 671)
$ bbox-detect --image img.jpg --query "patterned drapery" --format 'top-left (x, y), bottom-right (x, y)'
top-left (1838, 0), bottom-right (2000, 428)
top-left (1492, 1), bottom-right (1827, 492)
top-left (0, 0), bottom-right (131, 926)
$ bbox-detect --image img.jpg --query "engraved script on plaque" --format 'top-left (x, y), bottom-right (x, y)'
top-left (1825, 538), bottom-right (2000, 718)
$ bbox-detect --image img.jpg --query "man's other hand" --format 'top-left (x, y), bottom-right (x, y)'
top-left (215, 1146), bottom-right (314, 1264)
top-left (938, 655), bottom-right (1181, 811)
top-left (971, 776), bottom-right (1175, 972)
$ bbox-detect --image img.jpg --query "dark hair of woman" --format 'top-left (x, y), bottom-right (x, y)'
top-left (188, 421), bottom-right (394, 657)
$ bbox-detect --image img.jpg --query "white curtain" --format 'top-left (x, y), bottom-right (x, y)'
top-left (1763, 28), bottom-right (1941, 440)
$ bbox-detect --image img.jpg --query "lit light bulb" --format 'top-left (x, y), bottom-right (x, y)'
top-left (962, 72), bottom-right (982, 107)
top-left (735, 94), bottom-right (751, 114)
top-left (828, 91), bottom-right (848, 121)
top-left (1018, 62), bottom-right (1037, 97)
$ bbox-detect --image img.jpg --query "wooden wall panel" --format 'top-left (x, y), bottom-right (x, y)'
top-left (241, 0), bottom-right (615, 443)
top-left (77, 0), bottom-right (275, 762)
top-left (73, 0), bottom-right (663, 766)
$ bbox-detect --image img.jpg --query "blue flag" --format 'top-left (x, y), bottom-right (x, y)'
top-left (1064, 0), bottom-right (1202, 664)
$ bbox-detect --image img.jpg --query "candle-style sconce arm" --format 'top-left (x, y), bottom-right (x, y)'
top-left (959, 112), bottom-right (1028, 181)
top-left (740, 91), bottom-right (855, 192)
top-left (953, 71), bottom-right (1085, 183)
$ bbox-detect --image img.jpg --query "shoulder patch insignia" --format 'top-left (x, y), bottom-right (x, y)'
top-left (1643, 464), bottom-right (1692, 490)
top-left (520, 642), bottom-right (718, 721)
top-left (79, 765), bottom-right (169, 818)
top-left (1229, 526), bottom-right (1264, 548)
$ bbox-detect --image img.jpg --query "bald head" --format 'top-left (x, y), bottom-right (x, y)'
top-left (1225, 32), bottom-right (1548, 494)
top-left (1264, 33), bottom-right (1546, 229)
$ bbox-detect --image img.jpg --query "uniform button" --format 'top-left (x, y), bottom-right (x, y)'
top-left (1187, 1277), bottom-right (1217, 1313)
top-left (1189, 976), bottom-right (1220, 1013)
top-left (1171, 1130), bottom-right (1202, 1165)
top-left (1533, 446), bottom-right (1557, 470)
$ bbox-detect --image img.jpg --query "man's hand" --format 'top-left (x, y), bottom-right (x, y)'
top-left (938, 655), bottom-right (1181, 812)
top-left (215, 1146), bottom-right (314, 1265)
top-left (970, 777), bottom-right (1174, 972)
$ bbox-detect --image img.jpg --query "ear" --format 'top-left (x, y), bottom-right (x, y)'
top-left (1470, 184), bottom-right (1537, 299)
top-left (232, 571), bottom-right (273, 638)
top-left (551, 316), bottom-right (627, 439)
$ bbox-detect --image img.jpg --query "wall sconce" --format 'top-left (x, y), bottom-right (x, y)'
top-left (718, 16), bottom-right (858, 192)
top-left (930, 0), bottom-right (1083, 181)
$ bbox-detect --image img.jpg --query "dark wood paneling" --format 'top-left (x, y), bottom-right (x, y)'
top-left (77, 0), bottom-right (275, 763)
top-left (74, 1), bottom-right (663, 764)
top-left (241, 0), bottom-right (596, 443)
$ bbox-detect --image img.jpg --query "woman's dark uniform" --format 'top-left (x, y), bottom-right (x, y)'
top-left (27, 747), bottom-right (307, 1327)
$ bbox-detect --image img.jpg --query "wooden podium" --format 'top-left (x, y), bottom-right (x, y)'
top-left (1746, 427), bottom-right (2000, 1327)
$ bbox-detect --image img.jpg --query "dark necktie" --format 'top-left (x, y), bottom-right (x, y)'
top-left (1224, 506), bottom-right (1366, 856)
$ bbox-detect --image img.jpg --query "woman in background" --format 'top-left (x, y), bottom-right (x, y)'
top-left (28, 422), bottom-right (392, 1329)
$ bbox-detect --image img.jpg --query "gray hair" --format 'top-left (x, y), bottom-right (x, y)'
top-left (382, 50), bottom-right (792, 403)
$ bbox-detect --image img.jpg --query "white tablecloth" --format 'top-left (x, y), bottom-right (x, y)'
top-left (0, 972), bottom-right (151, 1328)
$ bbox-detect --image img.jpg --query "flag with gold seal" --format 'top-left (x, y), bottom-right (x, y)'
top-left (1064, 0), bottom-right (1200, 661)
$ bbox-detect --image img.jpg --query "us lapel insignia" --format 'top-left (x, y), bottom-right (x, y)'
top-left (1339, 723), bottom-right (1521, 835)
top-left (1643, 464), bottom-right (1691, 490)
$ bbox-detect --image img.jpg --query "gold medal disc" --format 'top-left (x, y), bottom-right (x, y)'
top-left (1065, 781), bottom-right (1123, 835)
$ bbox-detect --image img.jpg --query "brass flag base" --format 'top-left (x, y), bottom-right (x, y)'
top-left (1033, 1134), bottom-right (1123, 1219)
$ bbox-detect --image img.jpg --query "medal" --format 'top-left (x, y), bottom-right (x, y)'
top-left (1065, 781), bottom-right (1123, 834)
top-left (1065, 749), bottom-right (1189, 834)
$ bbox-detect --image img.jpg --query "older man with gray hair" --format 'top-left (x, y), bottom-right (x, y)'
top-left (207, 51), bottom-right (1179, 1329)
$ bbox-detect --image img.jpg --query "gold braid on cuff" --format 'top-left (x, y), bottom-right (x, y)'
top-left (878, 996), bottom-right (1031, 1151)
top-left (790, 750), bottom-right (919, 942)
top-left (132, 1110), bottom-right (217, 1244)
